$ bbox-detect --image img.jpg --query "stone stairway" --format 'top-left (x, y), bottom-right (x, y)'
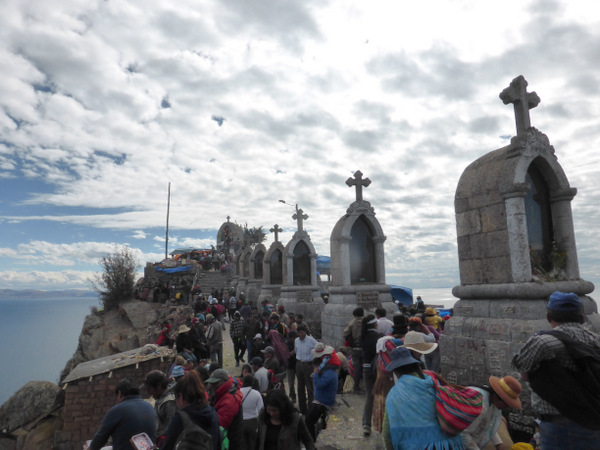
top-left (194, 270), bottom-right (232, 294)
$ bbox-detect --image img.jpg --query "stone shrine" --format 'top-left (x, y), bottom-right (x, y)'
top-left (277, 206), bottom-right (323, 336)
top-left (321, 171), bottom-right (394, 347)
top-left (258, 224), bottom-right (285, 305)
top-left (441, 76), bottom-right (599, 416)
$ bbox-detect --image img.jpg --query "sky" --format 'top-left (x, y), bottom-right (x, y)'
top-left (0, 0), bottom-right (599, 293)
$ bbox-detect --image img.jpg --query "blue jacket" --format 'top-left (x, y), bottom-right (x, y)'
top-left (89, 395), bottom-right (156, 450)
top-left (313, 367), bottom-right (337, 407)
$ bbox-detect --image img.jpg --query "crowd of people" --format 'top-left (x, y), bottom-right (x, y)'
top-left (85, 290), bottom-right (600, 449)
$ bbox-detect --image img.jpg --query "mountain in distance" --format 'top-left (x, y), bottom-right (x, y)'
top-left (0, 289), bottom-right (98, 300)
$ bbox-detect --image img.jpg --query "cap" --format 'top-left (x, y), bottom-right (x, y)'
top-left (254, 333), bottom-right (263, 340)
top-left (170, 366), bottom-right (185, 380)
top-left (547, 292), bottom-right (582, 312)
top-left (250, 356), bottom-right (263, 366)
top-left (205, 368), bottom-right (229, 384)
top-left (261, 346), bottom-right (275, 354)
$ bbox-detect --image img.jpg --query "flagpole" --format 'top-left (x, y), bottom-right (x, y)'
top-left (165, 182), bottom-right (171, 260)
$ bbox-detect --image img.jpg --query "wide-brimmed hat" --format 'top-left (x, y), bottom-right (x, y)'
top-left (311, 342), bottom-right (335, 359)
top-left (384, 347), bottom-right (420, 372)
top-left (178, 324), bottom-right (191, 334)
top-left (261, 346), bottom-right (275, 354)
top-left (425, 307), bottom-right (436, 316)
top-left (205, 368), bottom-right (229, 384)
top-left (489, 376), bottom-right (522, 410)
top-left (401, 331), bottom-right (438, 354)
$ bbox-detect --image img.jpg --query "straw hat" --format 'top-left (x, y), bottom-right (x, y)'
top-left (178, 324), bottom-right (191, 334)
top-left (401, 331), bottom-right (438, 354)
top-left (311, 342), bottom-right (335, 359)
top-left (489, 375), bottom-right (522, 410)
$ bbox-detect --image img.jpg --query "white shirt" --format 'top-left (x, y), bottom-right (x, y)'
top-left (376, 317), bottom-right (394, 335)
top-left (254, 367), bottom-right (270, 393)
top-left (240, 386), bottom-right (264, 420)
top-left (294, 335), bottom-right (318, 363)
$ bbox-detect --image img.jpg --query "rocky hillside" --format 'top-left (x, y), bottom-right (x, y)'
top-left (0, 299), bottom-right (193, 450)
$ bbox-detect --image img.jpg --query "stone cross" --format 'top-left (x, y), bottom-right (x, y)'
top-left (499, 75), bottom-right (540, 136)
top-left (226, 215), bottom-right (230, 222)
top-left (346, 170), bottom-right (371, 202)
top-left (292, 208), bottom-right (309, 233)
top-left (270, 224), bottom-right (283, 242)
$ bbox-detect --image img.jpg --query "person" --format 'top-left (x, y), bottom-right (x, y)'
top-left (375, 308), bottom-right (394, 335)
top-left (360, 314), bottom-right (383, 437)
top-left (416, 295), bottom-right (425, 313)
top-left (250, 356), bottom-right (271, 394)
top-left (175, 324), bottom-right (196, 362)
top-left (189, 317), bottom-right (209, 361)
top-left (240, 374), bottom-right (264, 450)
top-left (251, 333), bottom-right (267, 359)
top-left (243, 314), bottom-right (261, 358)
top-left (305, 345), bottom-right (338, 441)
top-left (422, 307), bottom-right (443, 372)
top-left (400, 330), bottom-right (438, 368)
top-left (240, 301), bottom-right (252, 320)
top-left (342, 307), bottom-right (364, 393)
top-left (228, 294), bottom-right (238, 320)
top-left (261, 346), bottom-right (280, 373)
top-left (143, 370), bottom-right (177, 446)
top-left (159, 371), bottom-right (221, 450)
top-left (286, 330), bottom-right (298, 403)
top-left (266, 329), bottom-right (289, 370)
top-left (293, 324), bottom-right (318, 414)
top-left (205, 369), bottom-right (244, 450)
top-left (382, 347), bottom-right (464, 450)
top-left (256, 389), bottom-right (315, 450)
top-left (372, 336), bottom-right (403, 434)
top-left (461, 376), bottom-right (522, 450)
top-left (512, 291), bottom-right (600, 449)
top-left (295, 314), bottom-right (311, 335)
top-left (277, 305), bottom-right (290, 327)
top-left (205, 314), bottom-right (223, 366)
top-left (230, 310), bottom-right (246, 366)
top-left (269, 312), bottom-right (288, 337)
top-left (156, 322), bottom-right (173, 348)
top-left (87, 378), bottom-right (156, 450)
top-left (336, 346), bottom-right (350, 394)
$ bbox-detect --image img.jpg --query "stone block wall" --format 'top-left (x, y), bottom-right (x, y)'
top-left (55, 357), bottom-right (170, 450)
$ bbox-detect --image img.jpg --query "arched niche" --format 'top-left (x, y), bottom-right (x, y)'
top-left (250, 244), bottom-right (266, 280)
top-left (263, 241), bottom-right (284, 285)
top-left (349, 215), bottom-right (377, 283)
top-left (293, 240), bottom-right (311, 286)
top-left (330, 203), bottom-right (387, 287)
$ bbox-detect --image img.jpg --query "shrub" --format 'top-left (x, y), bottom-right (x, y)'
top-left (91, 246), bottom-right (139, 310)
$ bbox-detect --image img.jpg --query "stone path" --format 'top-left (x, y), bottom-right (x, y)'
top-left (219, 322), bottom-right (384, 450)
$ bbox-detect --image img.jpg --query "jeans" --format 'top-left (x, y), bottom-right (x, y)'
top-left (245, 339), bottom-right (254, 358)
top-left (362, 369), bottom-right (376, 427)
top-left (210, 344), bottom-right (223, 366)
top-left (540, 418), bottom-right (600, 450)
top-left (242, 418), bottom-right (259, 450)
top-left (296, 361), bottom-right (314, 414)
top-left (232, 337), bottom-right (245, 362)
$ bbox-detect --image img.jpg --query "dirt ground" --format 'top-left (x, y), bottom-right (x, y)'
top-left (219, 323), bottom-right (382, 450)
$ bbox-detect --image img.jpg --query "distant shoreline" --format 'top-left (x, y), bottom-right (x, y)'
top-left (0, 289), bottom-right (98, 300)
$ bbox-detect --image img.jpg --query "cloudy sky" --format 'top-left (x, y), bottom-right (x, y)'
top-left (0, 0), bottom-right (599, 293)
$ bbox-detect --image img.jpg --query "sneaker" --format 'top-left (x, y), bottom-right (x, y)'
top-left (240, 357), bottom-right (245, 363)
top-left (363, 425), bottom-right (371, 436)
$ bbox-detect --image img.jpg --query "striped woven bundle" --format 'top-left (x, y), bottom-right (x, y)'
top-left (427, 371), bottom-right (483, 436)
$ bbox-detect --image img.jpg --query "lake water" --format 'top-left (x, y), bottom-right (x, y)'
top-left (0, 296), bottom-right (99, 406)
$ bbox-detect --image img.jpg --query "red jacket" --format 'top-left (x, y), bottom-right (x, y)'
top-left (212, 378), bottom-right (242, 428)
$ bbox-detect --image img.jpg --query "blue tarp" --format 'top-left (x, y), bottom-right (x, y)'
top-left (389, 285), bottom-right (413, 306)
top-left (316, 256), bottom-right (331, 271)
top-left (155, 265), bottom-right (194, 274)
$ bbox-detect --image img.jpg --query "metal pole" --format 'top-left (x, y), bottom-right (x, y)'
top-left (165, 182), bottom-right (171, 260)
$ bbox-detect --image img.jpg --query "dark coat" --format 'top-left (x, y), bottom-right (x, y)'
top-left (256, 410), bottom-right (314, 450)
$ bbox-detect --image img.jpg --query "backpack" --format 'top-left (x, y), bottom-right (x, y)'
top-left (174, 410), bottom-right (213, 450)
top-left (529, 329), bottom-right (600, 430)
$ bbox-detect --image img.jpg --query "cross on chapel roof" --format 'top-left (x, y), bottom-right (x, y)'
top-left (499, 75), bottom-right (541, 136)
top-left (270, 224), bottom-right (283, 242)
top-left (292, 208), bottom-right (309, 233)
top-left (346, 170), bottom-right (371, 202)
top-left (226, 215), bottom-right (230, 222)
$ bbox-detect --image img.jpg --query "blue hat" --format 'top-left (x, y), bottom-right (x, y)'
top-left (171, 365), bottom-right (185, 380)
top-left (384, 347), bottom-right (420, 372)
top-left (547, 292), bottom-right (582, 312)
